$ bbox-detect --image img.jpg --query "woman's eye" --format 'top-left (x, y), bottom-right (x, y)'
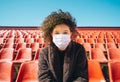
top-left (54, 32), bottom-right (59, 34)
top-left (63, 32), bottom-right (68, 34)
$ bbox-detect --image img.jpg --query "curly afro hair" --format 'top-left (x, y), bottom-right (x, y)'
top-left (41, 9), bottom-right (78, 43)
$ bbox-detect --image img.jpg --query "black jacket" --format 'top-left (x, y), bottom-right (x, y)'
top-left (38, 41), bottom-right (88, 82)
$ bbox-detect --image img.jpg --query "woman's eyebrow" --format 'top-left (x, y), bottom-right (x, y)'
top-left (64, 30), bottom-right (68, 32)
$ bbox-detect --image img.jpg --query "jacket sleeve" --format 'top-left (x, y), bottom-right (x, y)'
top-left (38, 48), bottom-right (55, 82)
top-left (73, 45), bottom-right (89, 82)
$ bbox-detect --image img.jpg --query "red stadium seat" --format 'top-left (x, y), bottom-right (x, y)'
top-left (106, 43), bottom-right (117, 49)
top-left (3, 43), bottom-right (14, 48)
top-left (115, 38), bottom-right (120, 43)
top-left (108, 62), bottom-right (120, 82)
top-left (16, 61), bottom-right (38, 82)
top-left (94, 43), bottom-right (106, 52)
top-left (0, 48), bottom-right (14, 61)
top-left (5, 38), bottom-right (14, 43)
top-left (14, 48), bottom-right (32, 63)
top-left (36, 38), bottom-right (45, 48)
top-left (15, 43), bottom-right (26, 51)
top-left (96, 38), bottom-right (105, 43)
top-left (76, 37), bottom-right (84, 44)
top-left (91, 48), bottom-right (107, 62)
top-left (36, 38), bottom-right (44, 44)
top-left (30, 42), bottom-right (39, 52)
top-left (15, 38), bottom-right (25, 43)
top-left (82, 43), bottom-right (91, 52)
top-left (88, 61), bottom-right (106, 82)
top-left (86, 38), bottom-right (95, 44)
top-left (106, 38), bottom-right (115, 43)
top-left (108, 48), bottom-right (120, 61)
top-left (0, 61), bottom-right (14, 82)
top-left (98, 32), bottom-right (105, 38)
top-left (25, 38), bottom-right (35, 46)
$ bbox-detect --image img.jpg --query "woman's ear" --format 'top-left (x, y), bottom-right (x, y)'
top-left (51, 32), bottom-right (53, 38)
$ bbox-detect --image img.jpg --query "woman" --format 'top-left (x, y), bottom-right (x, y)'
top-left (38, 10), bottom-right (88, 82)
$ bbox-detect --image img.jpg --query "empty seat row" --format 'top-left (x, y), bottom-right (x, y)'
top-left (0, 37), bottom-right (45, 44)
top-left (1, 46), bottom-right (120, 63)
top-left (0, 60), bottom-right (120, 82)
top-left (0, 48), bottom-right (40, 62)
top-left (76, 37), bottom-right (120, 44)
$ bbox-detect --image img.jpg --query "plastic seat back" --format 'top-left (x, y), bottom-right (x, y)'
top-left (88, 61), bottom-right (106, 82)
top-left (16, 61), bottom-right (38, 82)
top-left (91, 48), bottom-right (107, 62)
top-left (0, 48), bottom-right (14, 61)
top-left (109, 62), bottom-right (120, 82)
top-left (15, 48), bottom-right (32, 61)
top-left (0, 61), bottom-right (13, 82)
top-left (108, 48), bottom-right (120, 61)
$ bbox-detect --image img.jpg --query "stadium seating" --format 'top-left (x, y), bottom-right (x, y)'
top-left (0, 27), bottom-right (120, 82)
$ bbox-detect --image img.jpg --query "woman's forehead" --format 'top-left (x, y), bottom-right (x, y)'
top-left (53, 24), bottom-right (70, 31)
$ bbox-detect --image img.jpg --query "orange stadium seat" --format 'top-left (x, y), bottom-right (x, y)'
top-left (115, 38), bottom-right (120, 43)
top-left (15, 38), bottom-right (25, 43)
top-left (30, 42), bottom-right (39, 52)
top-left (108, 62), bottom-right (120, 82)
top-left (3, 43), bottom-right (14, 48)
top-left (24, 34), bottom-right (31, 38)
top-left (16, 61), bottom-right (38, 82)
top-left (94, 43), bottom-right (106, 52)
top-left (82, 34), bottom-right (88, 39)
top-left (88, 61), bottom-right (106, 82)
top-left (0, 48), bottom-right (14, 62)
top-left (96, 38), bottom-right (105, 43)
top-left (76, 37), bottom-right (84, 44)
top-left (106, 32), bottom-right (113, 38)
top-left (15, 43), bottom-right (26, 51)
top-left (98, 32), bottom-right (105, 38)
top-left (36, 38), bottom-right (45, 48)
top-left (91, 48), bottom-right (107, 62)
top-left (36, 38), bottom-right (44, 44)
top-left (106, 38), bottom-right (115, 43)
top-left (0, 61), bottom-right (14, 82)
top-left (5, 38), bottom-right (14, 43)
top-left (25, 38), bottom-right (35, 46)
top-left (82, 43), bottom-right (92, 52)
top-left (106, 43), bottom-right (117, 49)
top-left (86, 38), bottom-right (95, 44)
top-left (14, 48), bottom-right (32, 63)
top-left (107, 48), bottom-right (120, 61)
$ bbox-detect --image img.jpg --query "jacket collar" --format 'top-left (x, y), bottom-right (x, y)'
top-left (48, 41), bottom-right (75, 82)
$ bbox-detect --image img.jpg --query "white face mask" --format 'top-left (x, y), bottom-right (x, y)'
top-left (53, 34), bottom-right (71, 51)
